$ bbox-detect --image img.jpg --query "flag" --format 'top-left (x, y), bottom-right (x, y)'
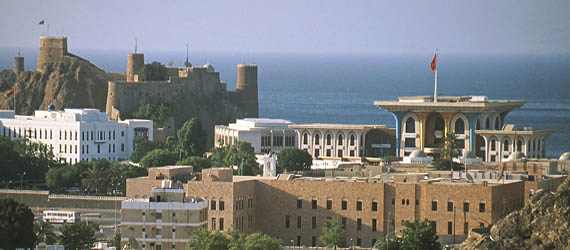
top-left (5, 88), bottom-right (15, 97)
top-left (430, 53), bottom-right (437, 71)
top-left (39, 20), bottom-right (45, 25)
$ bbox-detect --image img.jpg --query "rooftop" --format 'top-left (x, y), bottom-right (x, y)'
top-left (290, 123), bottom-right (389, 130)
top-left (374, 95), bottom-right (525, 112)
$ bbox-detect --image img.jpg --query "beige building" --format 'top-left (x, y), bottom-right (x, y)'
top-left (214, 118), bottom-right (296, 154)
top-left (120, 183), bottom-right (208, 250)
top-left (126, 165), bottom-right (565, 248)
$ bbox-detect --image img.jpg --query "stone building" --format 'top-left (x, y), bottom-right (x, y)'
top-left (121, 182), bottom-right (208, 250)
top-left (125, 165), bottom-right (566, 248)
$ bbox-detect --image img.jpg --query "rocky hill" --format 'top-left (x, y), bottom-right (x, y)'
top-left (0, 54), bottom-right (109, 114)
top-left (458, 175), bottom-right (570, 250)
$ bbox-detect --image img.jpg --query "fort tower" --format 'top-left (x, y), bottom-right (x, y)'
top-left (236, 64), bottom-right (259, 118)
top-left (37, 36), bottom-right (68, 72)
top-left (14, 56), bottom-right (24, 73)
top-left (126, 53), bottom-right (144, 82)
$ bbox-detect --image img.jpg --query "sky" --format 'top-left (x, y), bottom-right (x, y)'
top-left (1, 0), bottom-right (569, 54)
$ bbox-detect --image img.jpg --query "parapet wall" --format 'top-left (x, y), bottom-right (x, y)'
top-left (0, 189), bottom-right (124, 210)
top-left (37, 36), bottom-right (68, 72)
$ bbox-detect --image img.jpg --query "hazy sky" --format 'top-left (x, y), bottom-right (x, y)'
top-left (1, 0), bottom-right (569, 54)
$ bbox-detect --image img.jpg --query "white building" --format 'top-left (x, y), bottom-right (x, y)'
top-left (0, 109), bottom-right (152, 164)
top-left (214, 118), bottom-right (297, 154)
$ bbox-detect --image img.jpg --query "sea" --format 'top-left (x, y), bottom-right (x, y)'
top-left (1, 48), bottom-right (569, 158)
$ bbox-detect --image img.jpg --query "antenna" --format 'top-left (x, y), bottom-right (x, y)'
top-left (18, 48), bottom-right (21, 57)
top-left (186, 43), bottom-right (189, 63)
top-left (135, 38), bottom-right (138, 54)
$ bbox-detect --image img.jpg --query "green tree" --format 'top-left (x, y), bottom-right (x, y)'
top-left (131, 97), bottom-right (174, 126)
top-left (0, 136), bottom-right (60, 184)
top-left (34, 220), bottom-right (57, 245)
top-left (139, 149), bottom-right (178, 168)
top-left (319, 217), bottom-right (347, 248)
top-left (136, 61), bottom-right (168, 81)
top-left (59, 222), bottom-right (98, 250)
top-left (177, 118), bottom-right (207, 158)
top-left (242, 232), bottom-right (282, 250)
top-left (118, 164), bottom-right (147, 193)
top-left (188, 229), bottom-right (229, 250)
top-left (176, 156), bottom-right (212, 172)
top-left (223, 141), bottom-right (258, 176)
top-left (440, 132), bottom-right (462, 161)
top-left (81, 159), bottom-right (111, 194)
top-left (46, 161), bottom-right (89, 192)
top-left (374, 219), bottom-right (440, 250)
top-left (277, 147), bottom-right (312, 173)
top-left (0, 198), bottom-right (36, 249)
top-left (130, 136), bottom-right (162, 163)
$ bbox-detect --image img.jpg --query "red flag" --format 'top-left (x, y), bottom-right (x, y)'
top-left (430, 53), bottom-right (437, 71)
top-left (5, 88), bottom-right (15, 97)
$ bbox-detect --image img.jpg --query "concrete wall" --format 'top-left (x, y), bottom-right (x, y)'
top-left (0, 189), bottom-right (124, 210)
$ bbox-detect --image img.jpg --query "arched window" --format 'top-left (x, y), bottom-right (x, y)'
top-left (516, 140), bottom-right (522, 152)
top-left (350, 135), bottom-right (355, 146)
top-left (314, 134), bottom-right (320, 145)
top-left (491, 139), bottom-right (496, 151)
top-left (485, 118), bottom-right (490, 129)
top-left (476, 118), bottom-right (481, 130)
top-left (455, 119), bottom-right (465, 134)
top-left (405, 118), bottom-right (415, 133)
top-left (435, 117), bottom-right (445, 131)
top-left (326, 134), bottom-right (332, 145)
top-left (503, 140), bottom-right (509, 151)
top-left (495, 117), bottom-right (500, 130)
top-left (337, 134), bottom-right (343, 145)
top-left (303, 133), bottom-right (308, 145)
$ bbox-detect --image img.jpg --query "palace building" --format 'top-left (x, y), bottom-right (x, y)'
top-left (373, 95), bottom-right (557, 162)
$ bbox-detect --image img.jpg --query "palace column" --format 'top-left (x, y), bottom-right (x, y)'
top-left (466, 113), bottom-right (481, 153)
top-left (391, 112), bottom-right (406, 157)
top-left (440, 112), bottom-right (455, 137)
top-left (417, 113), bottom-right (429, 151)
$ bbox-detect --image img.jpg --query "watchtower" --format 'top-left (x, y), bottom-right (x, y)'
top-left (37, 36), bottom-right (68, 72)
top-left (236, 64), bottom-right (259, 118)
top-left (127, 53), bottom-right (144, 82)
top-left (14, 56), bottom-right (24, 73)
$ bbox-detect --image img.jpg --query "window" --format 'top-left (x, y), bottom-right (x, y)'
top-left (297, 216), bottom-right (302, 229)
top-left (415, 199), bottom-right (419, 206)
top-left (121, 131), bottom-right (125, 136)
top-left (463, 201), bottom-right (470, 212)
top-left (285, 215), bottom-right (290, 228)
top-left (314, 134), bottom-right (320, 145)
top-left (220, 218), bottom-right (224, 231)
top-left (211, 199), bottom-right (216, 210)
top-left (312, 198), bottom-right (317, 209)
top-left (372, 219), bottom-right (377, 232)
top-left (337, 149), bottom-right (343, 157)
top-left (405, 117), bottom-right (416, 133)
top-left (121, 144), bottom-right (125, 152)
top-left (312, 216), bottom-right (316, 229)
top-left (97, 144), bottom-right (100, 154)
top-left (86, 145), bottom-right (89, 154)
top-left (356, 199), bottom-right (362, 211)
top-left (212, 218), bottom-right (216, 230)
top-left (455, 119), bottom-right (465, 134)
top-left (219, 199), bottom-right (225, 210)
top-left (479, 202), bottom-right (486, 213)
top-left (303, 133), bottom-right (308, 145)
top-left (448, 222), bottom-right (453, 235)
top-left (297, 198), bottom-right (303, 209)
top-left (402, 199), bottom-right (405, 205)
top-left (326, 198), bottom-right (332, 210)
top-left (430, 221), bottom-right (437, 233)
top-left (156, 212), bottom-right (162, 220)
top-left (338, 134), bottom-right (343, 145)
top-left (480, 223), bottom-right (484, 228)
top-left (448, 201), bottom-right (454, 212)
top-left (372, 200), bottom-right (378, 211)
top-left (432, 200), bottom-right (438, 211)
top-left (341, 198), bottom-right (347, 210)
top-left (312, 236), bottom-right (316, 247)
top-left (357, 218), bottom-right (362, 231)
top-left (350, 134), bottom-right (355, 146)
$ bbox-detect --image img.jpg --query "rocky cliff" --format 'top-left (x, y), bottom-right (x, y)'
top-left (458, 175), bottom-right (570, 250)
top-left (0, 54), bottom-right (109, 114)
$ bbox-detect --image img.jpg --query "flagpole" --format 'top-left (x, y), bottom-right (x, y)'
top-left (14, 88), bottom-right (16, 115)
top-left (434, 68), bottom-right (438, 103)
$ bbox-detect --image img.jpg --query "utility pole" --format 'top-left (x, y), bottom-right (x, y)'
top-left (17, 172), bottom-right (26, 202)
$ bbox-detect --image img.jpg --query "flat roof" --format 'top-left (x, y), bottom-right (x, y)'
top-left (290, 124), bottom-right (389, 130)
top-left (374, 96), bottom-right (525, 112)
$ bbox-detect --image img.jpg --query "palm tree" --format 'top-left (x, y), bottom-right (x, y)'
top-left (108, 163), bottom-right (123, 194)
top-left (34, 220), bottom-right (56, 245)
top-left (82, 161), bottom-right (109, 194)
top-left (440, 132), bottom-right (462, 161)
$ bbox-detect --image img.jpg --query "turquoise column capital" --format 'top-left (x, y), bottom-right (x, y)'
top-left (465, 113), bottom-right (481, 152)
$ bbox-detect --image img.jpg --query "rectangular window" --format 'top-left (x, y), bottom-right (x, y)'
top-left (219, 200), bottom-right (225, 210)
top-left (357, 218), bottom-right (362, 231)
top-left (479, 202), bottom-right (486, 213)
top-left (97, 144), bottom-right (100, 154)
top-left (87, 145), bottom-right (89, 154)
top-left (220, 218), bottom-right (224, 231)
top-left (356, 200), bottom-right (362, 211)
top-left (372, 200), bottom-right (378, 211)
top-left (326, 199), bottom-right (332, 210)
top-left (312, 199), bottom-right (317, 209)
top-left (372, 219), bottom-right (377, 232)
top-left (432, 201), bottom-right (438, 211)
top-left (82, 145), bottom-right (84, 154)
top-left (431, 221), bottom-right (437, 233)
top-left (464, 202), bottom-right (470, 212)
top-left (156, 228), bottom-right (161, 236)
top-left (297, 216), bottom-right (302, 229)
top-left (297, 199), bottom-right (303, 209)
top-left (285, 215), bottom-right (290, 228)
top-left (342, 200), bottom-right (347, 210)
top-left (448, 222), bottom-right (453, 235)
top-left (211, 200), bottom-right (216, 210)
top-left (312, 216), bottom-right (316, 229)
top-left (312, 236), bottom-right (316, 247)
top-left (212, 218), bottom-right (216, 230)
top-left (113, 130), bottom-right (116, 140)
top-left (121, 144), bottom-right (125, 152)
top-left (156, 212), bottom-right (162, 220)
top-left (448, 201), bottom-right (454, 212)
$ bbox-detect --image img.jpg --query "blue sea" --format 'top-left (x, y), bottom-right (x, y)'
top-left (1, 48), bottom-right (569, 158)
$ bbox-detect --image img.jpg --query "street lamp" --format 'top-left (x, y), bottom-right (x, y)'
top-left (17, 172), bottom-right (26, 190)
